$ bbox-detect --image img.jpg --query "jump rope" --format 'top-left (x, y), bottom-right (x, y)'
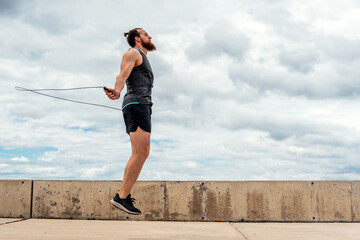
top-left (15, 86), bottom-right (123, 111)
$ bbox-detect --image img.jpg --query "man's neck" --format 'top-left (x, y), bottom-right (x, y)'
top-left (135, 45), bottom-right (147, 55)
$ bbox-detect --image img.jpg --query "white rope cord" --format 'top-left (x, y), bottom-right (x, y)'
top-left (15, 86), bottom-right (122, 111)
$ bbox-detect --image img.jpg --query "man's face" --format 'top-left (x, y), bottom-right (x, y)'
top-left (138, 29), bottom-right (156, 51)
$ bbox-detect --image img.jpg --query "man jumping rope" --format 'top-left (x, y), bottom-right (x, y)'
top-left (105, 28), bottom-right (156, 215)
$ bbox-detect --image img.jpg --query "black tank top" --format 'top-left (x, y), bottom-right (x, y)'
top-left (122, 48), bottom-right (154, 108)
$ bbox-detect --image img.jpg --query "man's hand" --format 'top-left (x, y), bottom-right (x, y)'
top-left (104, 87), bottom-right (120, 100)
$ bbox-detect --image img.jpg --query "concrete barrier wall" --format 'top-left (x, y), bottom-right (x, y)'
top-left (0, 180), bottom-right (359, 222)
top-left (0, 180), bottom-right (32, 218)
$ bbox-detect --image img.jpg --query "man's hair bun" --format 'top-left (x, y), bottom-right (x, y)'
top-left (124, 28), bottom-right (141, 47)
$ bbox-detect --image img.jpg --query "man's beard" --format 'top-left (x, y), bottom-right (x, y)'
top-left (142, 39), bottom-right (157, 51)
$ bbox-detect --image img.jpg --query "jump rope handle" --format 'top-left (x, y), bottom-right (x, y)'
top-left (103, 87), bottom-right (111, 92)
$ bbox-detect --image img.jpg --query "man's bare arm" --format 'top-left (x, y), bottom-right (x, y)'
top-left (105, 49), bottom-right (140, 100)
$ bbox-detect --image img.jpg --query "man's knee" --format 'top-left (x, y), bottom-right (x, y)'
top-left (143, 148), bottom-right (150, 159)
top-left (132, 144), bottom-right (150, 158)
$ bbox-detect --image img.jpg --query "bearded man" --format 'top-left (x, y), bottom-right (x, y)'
top-left (105, 28), bottom-right (156, 215)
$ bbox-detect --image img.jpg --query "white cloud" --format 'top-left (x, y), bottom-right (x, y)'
top-left (1, 0), bottom-right (360, 181)
top-left (278, 48), bottom-right (320, 74)
top-left (83, 166), bottom-right (108, 179)
top-left (11, 156), bottom-right (30, 162)
top-left (186, 21), bottom-right (251, 61)
top-left (0, 164), bottom-right (10, 169)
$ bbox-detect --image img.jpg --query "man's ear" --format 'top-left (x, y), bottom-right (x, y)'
top-left (135, 36), bottom-right (141, 43)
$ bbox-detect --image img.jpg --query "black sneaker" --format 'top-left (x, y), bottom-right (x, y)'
top-left (110, 193), bottom-right (141, 215)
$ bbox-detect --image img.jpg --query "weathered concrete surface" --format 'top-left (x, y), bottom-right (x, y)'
top-left (203, 181), bottom-right (237, 221)
top-left (1, 180), bottom-right (360, 221)
top-left (0, 219), bottom-right (244, 240)
top-left (352, 182), bottom-right (360, 221)
top-left (0, 180), bottom-right (31, 218)
top-left (164, 181), bottom-right (204, 221)
top-left (32, 180), bottom-right (165, 221)
top-left (1, 219), bottom-right (360, 240)
top-left (311, 181), bottom-right (352, 221)
top-left (204, 181), bottom-right (312, 222)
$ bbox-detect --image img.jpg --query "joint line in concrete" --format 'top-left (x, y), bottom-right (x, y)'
top-left (30, 180), bottom-right (34, 218)
top-left (228, 222), bottom-right (248, 239)
top-left (350, 181), bottom-right (355, 221)
top-left (0, 219), bottom-right (29, 226)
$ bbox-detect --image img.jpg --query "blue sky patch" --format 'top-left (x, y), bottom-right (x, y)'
top-left (66, 126), bottom-right (96, 132)
top-left (0, 146), bottom-right (58, 161)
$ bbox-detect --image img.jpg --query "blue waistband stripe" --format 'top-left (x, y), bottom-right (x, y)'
top-left (122, 102), bottom-right (139, 110)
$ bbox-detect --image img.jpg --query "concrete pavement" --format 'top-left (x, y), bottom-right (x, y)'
top-left (1, 218), bottom-right (360, 240)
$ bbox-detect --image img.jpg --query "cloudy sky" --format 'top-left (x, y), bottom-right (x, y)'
top-left (1, 0), bottom-right (360, 181)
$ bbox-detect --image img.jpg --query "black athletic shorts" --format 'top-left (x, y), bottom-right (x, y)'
top-left (122, 104), bottom-right (152, 134)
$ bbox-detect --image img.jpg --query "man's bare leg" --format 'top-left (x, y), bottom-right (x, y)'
top-left (118, 127), bottom-right (150, 199)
